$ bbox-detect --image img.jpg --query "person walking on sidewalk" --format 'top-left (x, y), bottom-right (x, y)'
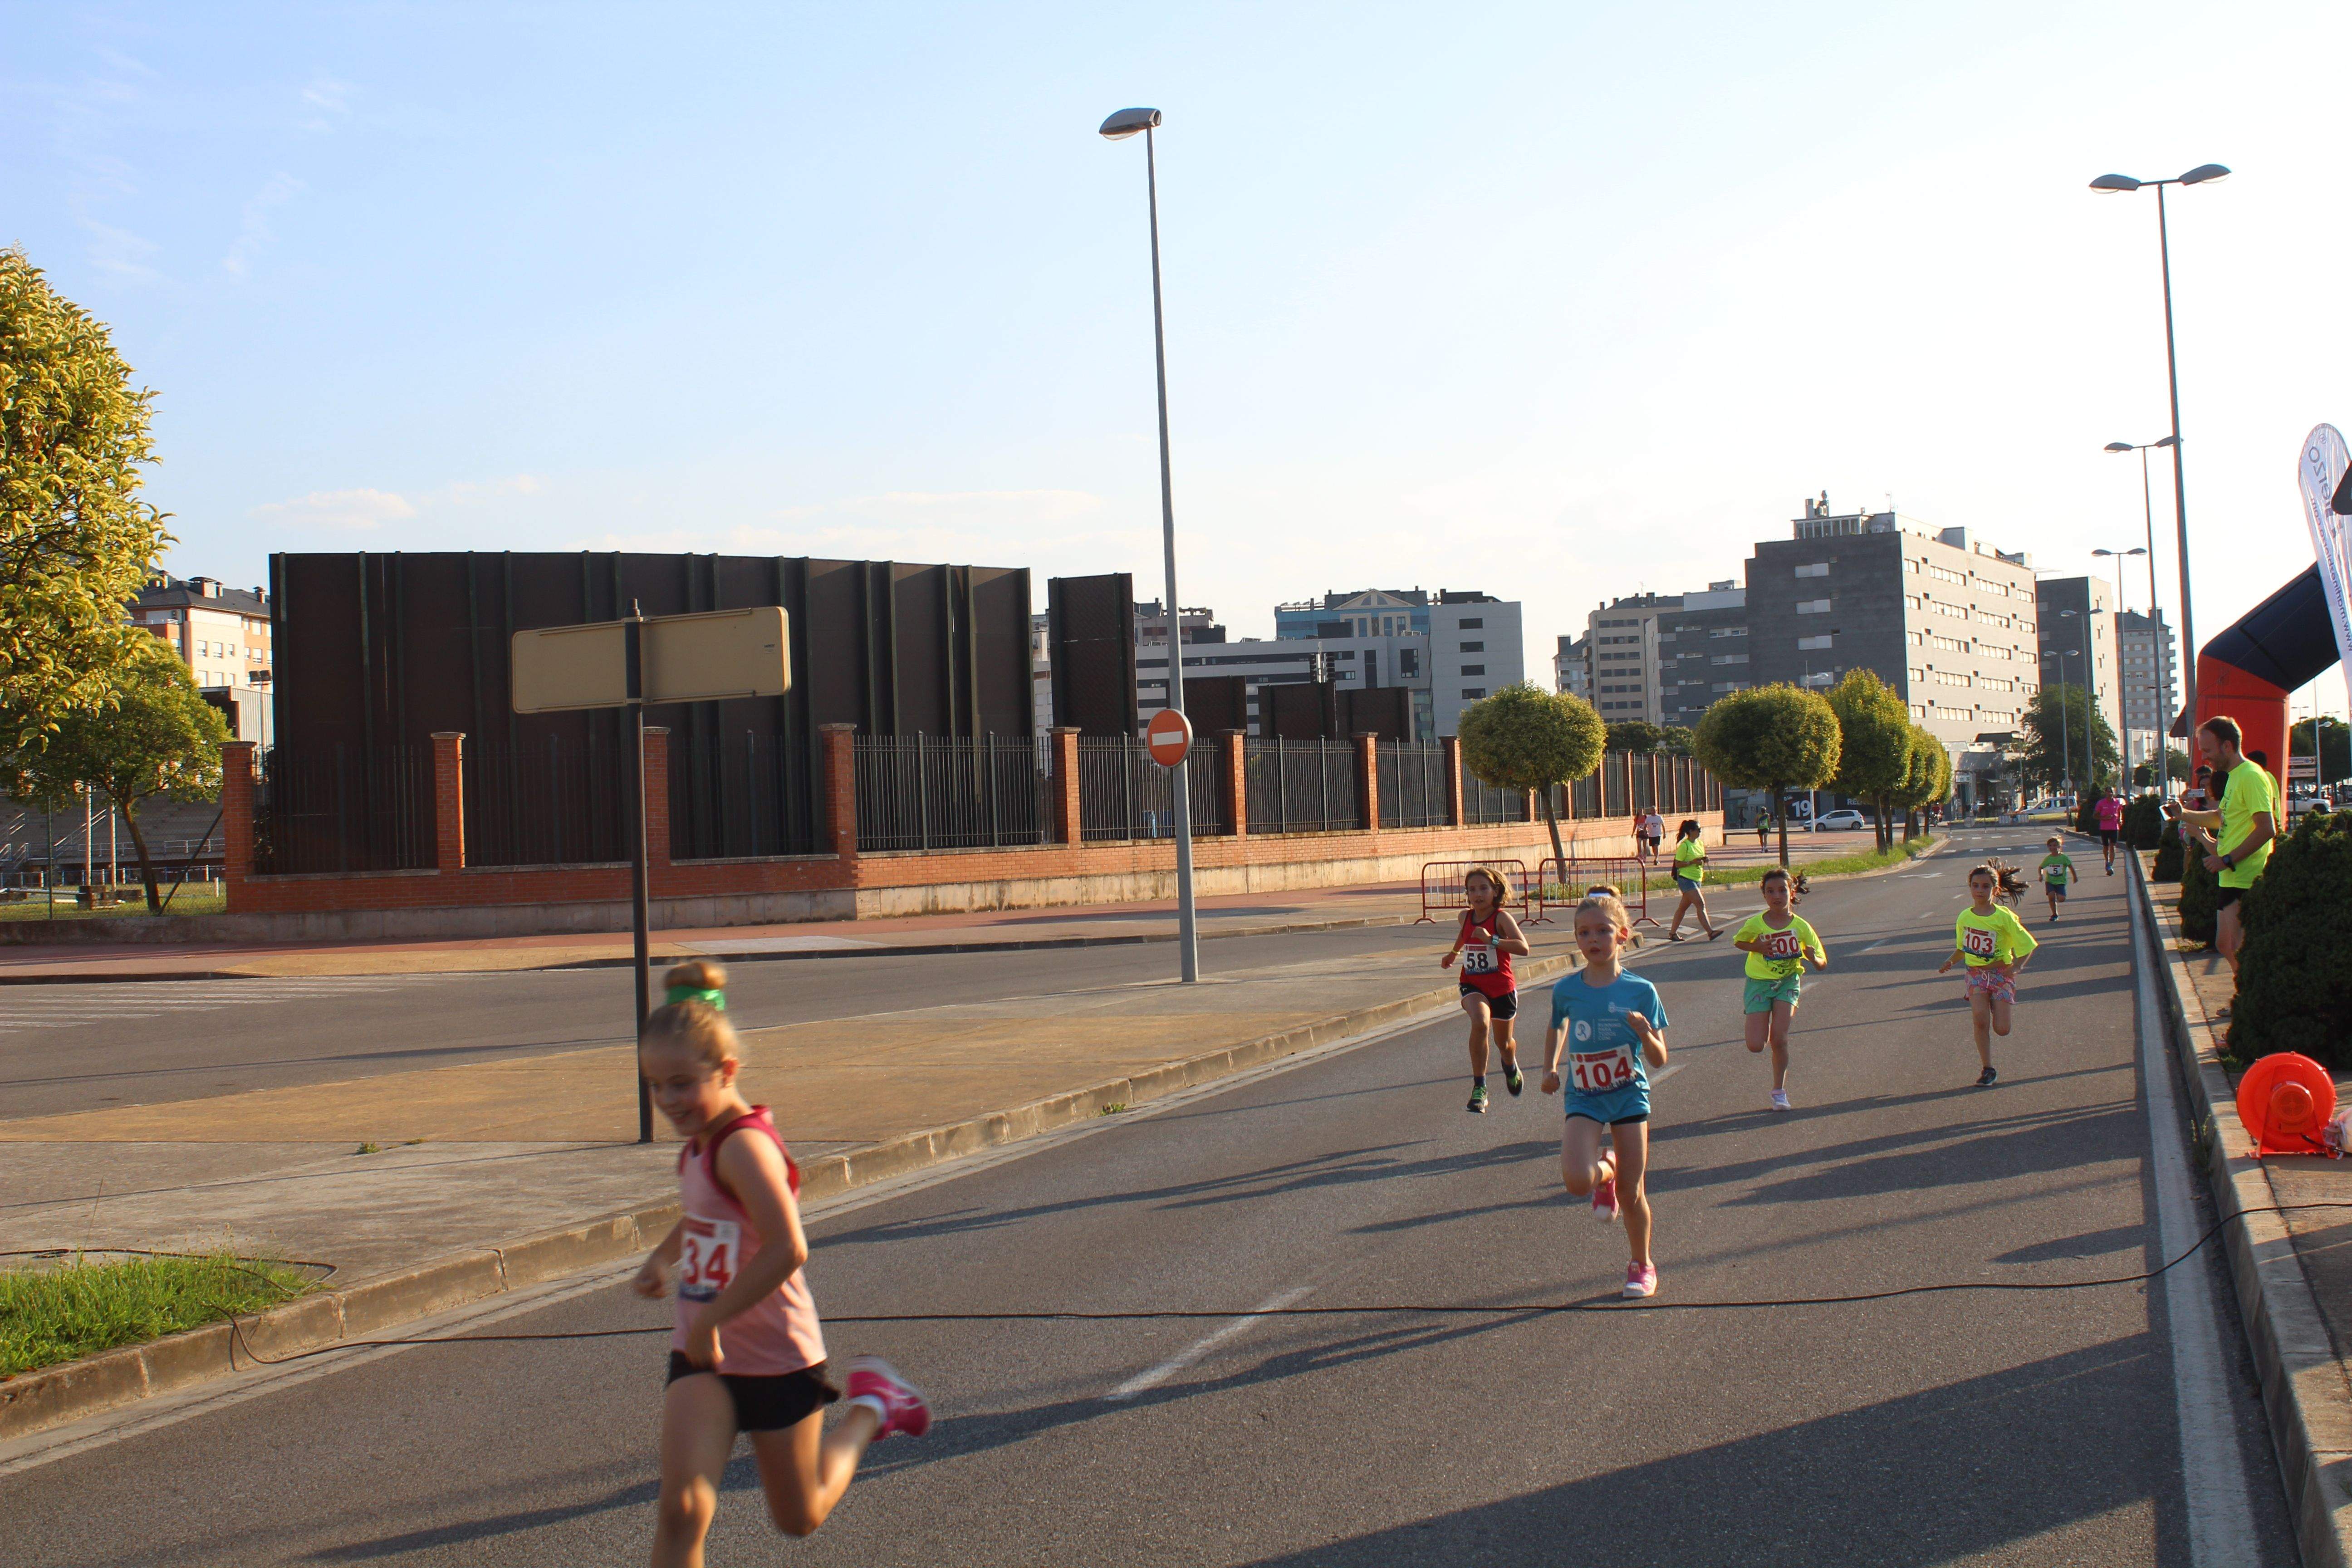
top-left (1939, 867), bottom-right (2038, 1088)
top-left (1541, 890), bottom-right (1670, 1298)
top-left (1755, 812), bottom-right (1771, 850)
top-left (2166, 715), bottom-right (2278, 979)
top-left (1441, 866), bottom-right (1529, 1113)
top-left (1665, 819), bottom-right (1722, 941)
top-left (2094, 789), bottom-right (2123, 875)
top-left (1641, 808), bottom-right (1665, 862)
top-left (635, 960), bottom-right (929, 1563)
top-left (1731, 867), bottom-right (1826, 1111)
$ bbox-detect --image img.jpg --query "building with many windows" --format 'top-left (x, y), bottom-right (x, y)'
top-left (129, 574), bottom-right (275, 742)
top-left (2032, 576), bottom-right (2122, 779)
top-left (2115, 609), bottom-right (2180, 781)
top-left (1554, 632), bottom-right (1592, 701)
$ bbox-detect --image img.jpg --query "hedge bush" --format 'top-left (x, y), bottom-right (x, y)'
top-left (2176, 837), bottom-right (2218, 944)
top-left (2074, 798), bottom-right (2102, 836)
top-left (2124, 795), bottom-right (2164, 851)
top-left (2152, 818), bottom-right (2184, 882)
top-left (2233, 812), bottom-right (2352, 1068)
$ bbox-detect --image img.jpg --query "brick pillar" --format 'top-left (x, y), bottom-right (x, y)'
top-left (644, 726), bottom-right (674, 872)
top-left (1221, 730), bottom-right (1247, 837)
top-left (221, 741), bottom-right (258, 895)
top-left (1442, 735), bottom-right (1465, 826)
top-left (818, 724), bottom-right (856, 860)
top-left (1355, 732), bottom-right (1379, 831)
top-left (1051, 726), bottom-right (1083, 845)
top-left (430, 732), bottom-right (466, 873)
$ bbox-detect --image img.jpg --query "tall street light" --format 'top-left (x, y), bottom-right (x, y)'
top-left (2090, 546), bottom-right (2147, 791)
top-left (1101, 105), bottom-right (1198, 983)
top-left (2043, 647), bottom-right (2078, 802)
top-left (2104, 437), bottom-right (2179, 794)
top-left (2091, 163), bottom-right (2228, 725)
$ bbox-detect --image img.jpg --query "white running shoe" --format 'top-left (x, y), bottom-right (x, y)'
top-left (1769, 1089), bottom-right (1791, 1112)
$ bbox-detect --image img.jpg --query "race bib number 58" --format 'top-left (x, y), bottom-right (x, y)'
top-left (1963, 926), bottom-right (1998, 960)
top-left (678, 1215), bottom-right (740, 1303)
top-left (1461, 944), bottom-right (1496, 975)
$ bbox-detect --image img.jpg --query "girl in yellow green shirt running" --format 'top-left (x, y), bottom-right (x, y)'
top-left (1938, 863), bottom-right (2038, 1087)
top-left (1730, 867), bottom-right (1827, 1111)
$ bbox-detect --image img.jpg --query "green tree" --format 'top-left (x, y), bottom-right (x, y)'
top-left (1604, 719), bottom-right (1665, 754)
top-left (2291, 717), bottom-right (2352, 786)
top-left (1824, 669), bottom-right (1914, 851)
top-left (1, 249), bottom-right (172, 754)
top-left (1656, 725), bottom-right (1695, 757)
top-left (2018, 683), bottom-right (2118, 794)
top-left (11, 640), bottom-right (228, 911)
top-left (1888, 728), bottom-right (1952, 841)
top-left (1457, 683), bottom-right (1607, 867)
top-left (2135, 746), bottom-right (2191, 789)
top-left (1693, 684), bottom-right (1841, 866)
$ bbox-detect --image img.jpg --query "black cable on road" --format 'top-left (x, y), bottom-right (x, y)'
top-left (212, 1201), bottom-right (2352, 1369)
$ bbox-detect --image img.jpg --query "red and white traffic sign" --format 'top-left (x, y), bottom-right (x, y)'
top-left (1145, 708), bottom-right (1194, 767)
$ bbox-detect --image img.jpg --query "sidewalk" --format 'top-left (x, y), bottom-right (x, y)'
top-left (0, 828), bottom-right (1886, 985)
top-left (0, 929), bottom-right (1586, 1439)
top-left (2137, 852), bottom-right (2352, 1568)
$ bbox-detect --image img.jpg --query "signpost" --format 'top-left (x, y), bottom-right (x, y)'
top-left (512, 605), bottom-right (789, 1142)
top-left (1145, 707), bottom-right (1193, 769)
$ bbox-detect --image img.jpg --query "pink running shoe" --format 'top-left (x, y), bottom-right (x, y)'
top-left (1591, 1174), bottom-right (1619, 1223)
top-left (844, 1355), bottom-right (931, 1440)
top-left (1622, 1262), bottom-right (1658, 1298)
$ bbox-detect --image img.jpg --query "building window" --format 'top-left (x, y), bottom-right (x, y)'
top-left (1709, 626), bottom-right (1747, 638)
top-left (1796, 599), bottom-right (1832, 615)
top-left (1462, 688), bottom-right (1485, 700)
top-left (1398, 649), bottom-right (1420, 677)
top-left (1461, 664), bottom-right (1485, 676)
top-left (1459, 641), bottom-right (1484, 653)
top-left (1796, 634), bottom-right (1833, 651)
top-left (1710, 653), bottom-right (1748, 666)
top-left (1793, 563), bottom-right (1829, 579)
top-left (1458, 617), bottom-right (1484, 629)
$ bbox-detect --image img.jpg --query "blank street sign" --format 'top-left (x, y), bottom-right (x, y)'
top-left (511, 606), bottom-right (789, 713)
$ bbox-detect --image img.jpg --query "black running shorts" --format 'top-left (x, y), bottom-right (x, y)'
top-left (666, 1352), bottom-right (839, 1432)
top-left (1461, 985), bottom-right (1519, 1021)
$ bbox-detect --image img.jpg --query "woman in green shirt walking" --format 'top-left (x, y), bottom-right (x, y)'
top-left (1665, 819), bottom-right (1722, 942)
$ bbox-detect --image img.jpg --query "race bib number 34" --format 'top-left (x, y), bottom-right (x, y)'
top-left (1963, 926), bottom-right (1998, 960)
top-left (678, 1215), bottom-right (740, 1303)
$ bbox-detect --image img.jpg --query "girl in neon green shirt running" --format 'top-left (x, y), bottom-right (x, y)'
top-left (1731, 867), bottom-right (1826, 1111)
top-left (1938, 864), bottom-right (2038, 1088)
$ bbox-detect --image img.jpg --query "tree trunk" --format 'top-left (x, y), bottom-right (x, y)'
top-left (120, 795), bottom-right (162, 912)
top-left (1773, 784), bottom-right (1789, 867)
top-left (1874, 794), bottom-right (1891, 853)
top-left (1540, 787), bottom-right (1566, 871)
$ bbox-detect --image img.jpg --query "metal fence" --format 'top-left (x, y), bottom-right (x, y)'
top-left (672, 730), bottom-right (828, 861)
top-left (1377, 742), bottom-right (1449, 828)
top-left (1459, 760), bottom-right (1531, 824)
top-left (1078, 735), bottom-right (1228, 841)
top-left (253, 745), bottom-right (436, 874)
top-left (1246, 738), bottom-right (1361, 833)
top-left (464, 737), bottom-right (629, 867)
top-left (854, 734), bottom-right (1049, 853)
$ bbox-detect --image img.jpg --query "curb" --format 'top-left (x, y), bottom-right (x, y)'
top-left (2131, 850), bottom-right (2352, 1568)
top-left (0, 913), bottom-right (1425, 987)
top-left (0, 952), bottom-right (1576, 1445)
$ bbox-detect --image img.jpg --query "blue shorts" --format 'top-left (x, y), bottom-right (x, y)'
top-left (1675, 875), bottom-right (1701, 893)
top-left (1565, 1085), bottom-right (1650, 1126)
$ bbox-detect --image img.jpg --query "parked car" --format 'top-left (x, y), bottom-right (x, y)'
top-left (1812, 809), bottom-right (1869, 832)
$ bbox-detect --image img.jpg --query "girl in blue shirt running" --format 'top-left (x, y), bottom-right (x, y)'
top-left (1540, 889), bottom-right (1670, 1299)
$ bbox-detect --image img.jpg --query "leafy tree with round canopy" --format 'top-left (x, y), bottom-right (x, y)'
top-left (1656, 725), bottom-right (1695, 758)
top-left (1456, 683), bottom-right (1606, 867)
top-left (1693, 684), bottom-right (1841, 866)
top-left (1604, 720), bottom-right (1665, 755)
top-left (11, 639), bottom-right (228, 911)
top-left (0, 248), bottom-right (171, 756)
top-left (1824, 669), bottom-right (1914, 852)
top-left (1886, 726), bottom-right (1952, 841)
top-left (2019, 682), bottom-right (2118, 795)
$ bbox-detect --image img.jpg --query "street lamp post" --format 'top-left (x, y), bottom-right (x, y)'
top-left (2043, 648), bottom-right (2078, 803)
top-left (1101, 106), bottom-right (1198, 984)
top-left (2091, 164), bottom-right (2227, 726)
top-left (2089, 547), bottom-right (2146, 792)
top-left (2104, 437), bottom-right (2178, 793)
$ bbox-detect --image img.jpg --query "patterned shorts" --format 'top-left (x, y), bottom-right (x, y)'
top-left (1965, 965), bottom-right (2016, 1004)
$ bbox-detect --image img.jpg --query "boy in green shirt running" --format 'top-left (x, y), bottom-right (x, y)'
top-left (1730, 866), bottom-right (1826, 1111)
top-left (2036, 837), bottom-right (2076, 924)
top-left (1939, 864), bottom-right (2039, 1087)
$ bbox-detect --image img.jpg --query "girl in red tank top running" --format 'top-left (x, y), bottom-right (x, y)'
top-left (1440, 865), bottom-right (1531, 1114)
top-left (634, 960), bottom-right (929, 1563)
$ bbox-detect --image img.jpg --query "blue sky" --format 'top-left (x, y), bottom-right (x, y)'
top-left (8, 1), bottom-right (2351, 715)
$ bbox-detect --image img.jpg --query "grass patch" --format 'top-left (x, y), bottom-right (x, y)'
top-left (1540, 836), bottom-right (1940, 902)
top-left (0, 886), bottom-right (227, 921)
top-left (0, 1251), bottom-right (320, 1378)
top-left (1097, 1102), bottom-right (1127, 1116)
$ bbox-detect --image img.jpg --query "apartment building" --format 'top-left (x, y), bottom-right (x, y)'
top-left (1555, 632), bottom-right (1592, 700)
top-left (2115, 609), bottom-right (2180, 777)
top-left (2032, 577), bottom-right (2123, 769)
top-left (130, 574), bottom-right (275, 742)
top-left (1582, 593), bottom-right (1676, 721)
top-left (1657, 584), bottom-right (1751, 728)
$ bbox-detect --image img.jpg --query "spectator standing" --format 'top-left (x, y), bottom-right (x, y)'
top-left (2166, 716), bottom-right (2279, 980)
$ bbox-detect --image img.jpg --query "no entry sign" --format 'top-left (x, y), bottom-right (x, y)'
top-left (1146, 708), bottom-right (1193, 767)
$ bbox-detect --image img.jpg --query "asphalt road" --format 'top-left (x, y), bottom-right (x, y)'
top-left (0, 830), bottom-right (2302, 1564)
top-left (0, 923), bottom-right (1456, 1121)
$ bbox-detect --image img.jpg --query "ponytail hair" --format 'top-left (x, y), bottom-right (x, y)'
top-left (642, 959), bottom-right (740, 1069)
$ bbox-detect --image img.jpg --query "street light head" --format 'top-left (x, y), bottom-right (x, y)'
top-left (2090, 173), bottom-right (2142, 193)
top-left (2180, 163), bottom-right (2231, 185)
top-left (2154, 435), bottom-right (2179, 448)
top-left (1099, 107), bottom-right (1162, 140)
top-left (2104, 441), bottom-right (2134, 452)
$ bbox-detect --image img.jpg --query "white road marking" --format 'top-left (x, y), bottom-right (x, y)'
top-left (2129, 869), bottom-right (2260, 1564)
top-left (1106, 1284), bottom-right (1315, 1401)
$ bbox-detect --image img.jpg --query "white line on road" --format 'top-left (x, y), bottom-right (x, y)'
top-left (1106, 1285), bottom-right (1315, 1401)
top-left (2129, 872), bottom-right (2260, 1564)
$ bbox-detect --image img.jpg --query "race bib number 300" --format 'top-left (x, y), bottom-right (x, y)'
top-left (1570, 1046), bottom-right (1636, 1094)
top-left (1963, 926), bottom-right (1998, 960)
top-left (678, 1215), bottom-right (740, 1303)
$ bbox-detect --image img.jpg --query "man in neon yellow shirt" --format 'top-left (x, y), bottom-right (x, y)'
top-left (2167, 715), bottom-right (2278, 977)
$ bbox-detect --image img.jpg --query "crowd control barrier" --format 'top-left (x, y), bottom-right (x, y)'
top-left (1416, 859), bottom-right (1533, 925)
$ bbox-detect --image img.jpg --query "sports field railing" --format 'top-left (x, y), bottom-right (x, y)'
top-left (853, 733), bottom-right (1052, 853)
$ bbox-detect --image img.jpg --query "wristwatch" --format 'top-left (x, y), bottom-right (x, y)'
top-left (2221, 853), bottom-right (2235, 870)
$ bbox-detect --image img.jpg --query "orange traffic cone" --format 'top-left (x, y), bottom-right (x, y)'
top-left (2234, 1053), bottom-right (2338, 1157)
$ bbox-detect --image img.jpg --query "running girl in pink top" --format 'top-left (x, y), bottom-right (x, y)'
top-left (2094, 790), bottom-right (2124, 876)
top-left (634, 960), bottom-right (928, 1562)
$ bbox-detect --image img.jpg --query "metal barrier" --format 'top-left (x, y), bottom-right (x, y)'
top-left (1416, 858), bottom-right (1533, 925)
top-left (1534, 855), bottom-right (1654, 928)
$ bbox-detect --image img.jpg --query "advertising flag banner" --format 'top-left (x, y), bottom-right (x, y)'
top-left (2299, 424), bottom-right (2352, 713)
